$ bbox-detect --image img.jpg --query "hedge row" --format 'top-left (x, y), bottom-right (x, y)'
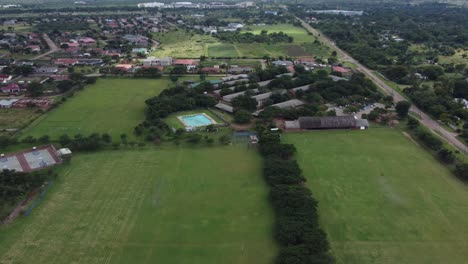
top-left (258, 131), bottom-right (334, 264)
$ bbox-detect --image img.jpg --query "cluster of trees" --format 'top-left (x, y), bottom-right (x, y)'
top-left (258, 130), bottom-right (333, 264)
top-left (251, 66), bottom-right (289, 82)
top-left (145, 85), bottom-right (217, 120)
top-left (404, 82), bottom-right (468, 123)
top-left (1, 65), bottom-right (34, 76)
top-left (0, 169), bottom-right (52, 219)
top-left (306, 3), bottom-right (468, 69)
top-left (35, 21), bottom-right (90, 33)
top-left (216, 30), bottom-right (293, 44)
top-left (21, 132), bottom-right (136, 152)
top-left (133, 67), bottom-right (162, 78)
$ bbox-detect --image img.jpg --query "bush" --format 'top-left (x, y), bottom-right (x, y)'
top-left (407, 116), bottom-right (420, 130)
top-left (455, 163), bottom-right (468, 181)
top-left (234, 110), bottom-right (252, 124)
top-left (437, 148), bottom-right (455, 164)
top-left (186, 133), bottom-right (202, 144)
top-left (416, 129), bottom-right (443, 151)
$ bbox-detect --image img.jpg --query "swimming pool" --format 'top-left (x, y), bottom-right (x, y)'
top-left (179, 113), bottom-right (216, 127)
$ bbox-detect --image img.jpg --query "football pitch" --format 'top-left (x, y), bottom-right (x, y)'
top-left (21, 78), bottom-right (171, 140)
top-left (285, 129), bottom-right (468, 263)
top-left (0, 146), bottom-right (276, 264)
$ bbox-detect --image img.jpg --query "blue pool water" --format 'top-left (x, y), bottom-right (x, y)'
top-left (181, 114), bottom-right (214, 127)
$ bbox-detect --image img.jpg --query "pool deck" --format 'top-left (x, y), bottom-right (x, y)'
top-left (177, 113), bottom-right (218, 128)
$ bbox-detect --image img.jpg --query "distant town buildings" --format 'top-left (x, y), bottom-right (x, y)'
top-left (137, 1), bottom-right (255, 9)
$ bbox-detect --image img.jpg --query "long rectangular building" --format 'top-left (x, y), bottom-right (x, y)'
top-left (285, 116), bottom-right (369, 130)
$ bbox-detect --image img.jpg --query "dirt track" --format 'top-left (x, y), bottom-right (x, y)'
top-left (298, 18), bottom-right (467, 153)
top-left (32, 34), bottom-right (60, 60)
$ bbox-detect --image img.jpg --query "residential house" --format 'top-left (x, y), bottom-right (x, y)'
top-left (54, 58), bottom-right (79, 66)
top-left (173, 59), bottom-right (199, 71)
top-left (25, 45), bottom-right (41, 53)
top-left (78, 37), bottom-right (96, 46)
top-left (227, 66), bottom-right (254, 74)
top-left (332, 66), bottom-right (351, 74)
top-left (50, 75), bottom-right (70, 81)
top-left (114, 64), bottom-right (134, 72)
top-left (200, 67), bottom-right (220, 74)
top-left (1, 83), bottom-right (25, 94)
top-left (35, 66), bottom-right (59, 74)
top-left (228, 23), bottom-right (244, 29)
top-left (272, 60), bottom-right (294, 67)
top-left (0, 74), bottom-right (13, 83)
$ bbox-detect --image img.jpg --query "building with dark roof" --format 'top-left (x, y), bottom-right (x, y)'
top-left (285, 116), bottom-right (369, 130)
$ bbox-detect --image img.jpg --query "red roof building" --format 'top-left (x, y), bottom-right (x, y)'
top-left (114, 64), bottom-right (133, 71)
top-left (78, 37), bottom-right (96, 45)
top-left (50, 75), bottom-right (70, 81)
top-left (25, 45), bottom-right (41, 52)
top-left (54, 58), bottom-right (79, 66)
top-left (200, 67), bottom-right (220, 73)
top-left (1, 83), bottom-right (24, 94)
top-left (173, 59), bottom-right (199, 66)
top-left (332, 66), bottom-right (350, 74)
top-left (64, 47), bottom-right (80, 54)
top-left (0, 74), bottom-right (13, 84)
top-left (64, 42), bottom-right (80, 48)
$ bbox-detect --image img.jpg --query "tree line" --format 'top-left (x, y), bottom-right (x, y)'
top-left (0, 169), bottom-right (54, 220)
top-left (406, 116), bottom-right (468, 181)
top-left (257, 128), bottom-right (333, 264)
top-left (216, 30), bottom-right (293, 44)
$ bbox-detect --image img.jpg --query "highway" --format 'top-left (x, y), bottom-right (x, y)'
top-left (298, 18), bottom-right (467, 153)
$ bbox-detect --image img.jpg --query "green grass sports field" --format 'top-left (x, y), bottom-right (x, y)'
top-left (0, 146), bottom-right (276, 264)
top-left (21, 78), bottom-right (172, 140)
top-left (285, 129), bottom-right (468, 264)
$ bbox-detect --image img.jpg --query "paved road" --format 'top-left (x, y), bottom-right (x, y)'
top-left (32, 34), bottom-right (60, 60)
top-left (298, 18), bottom-right (467, 153)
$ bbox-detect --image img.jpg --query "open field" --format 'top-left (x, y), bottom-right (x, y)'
top-left (0, 108), bottom-right (41, 132)
top-left (152, 30), bottom-right (217, 58)
top-left (153, 24), bottom-right (330, 58)
top-left (21, 78), bottom-right (171, 140)
top-left (0, 146), bottom-right (276, 264)
top-left (245, 24), bottom-right (315, 43)
top-left (0, 24), bottom-right (32, 32)
top-left (439, 49), bottom-right (468, 65)
top-left (285, 129), bottom-right (468, 264)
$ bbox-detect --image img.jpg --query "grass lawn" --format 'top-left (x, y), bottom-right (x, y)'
top-left (165, 109), bottom-right (223, 129)
top-left (0, 24), bottom-right (32, 32)
top-left (207, 43), bottom-right (240, 57)
top-left (21, 78), bottom-right (172, 140)
top-left (0, 146), bottom-right (276, 264)
top-left (152, 30), bottom-right (217, 58)
top-left (439, 49), bottom-right (468, 65)
top-left (284, 129), bottom-right (468, 264)
top-left (245, 24), bottom-right (314, 43)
